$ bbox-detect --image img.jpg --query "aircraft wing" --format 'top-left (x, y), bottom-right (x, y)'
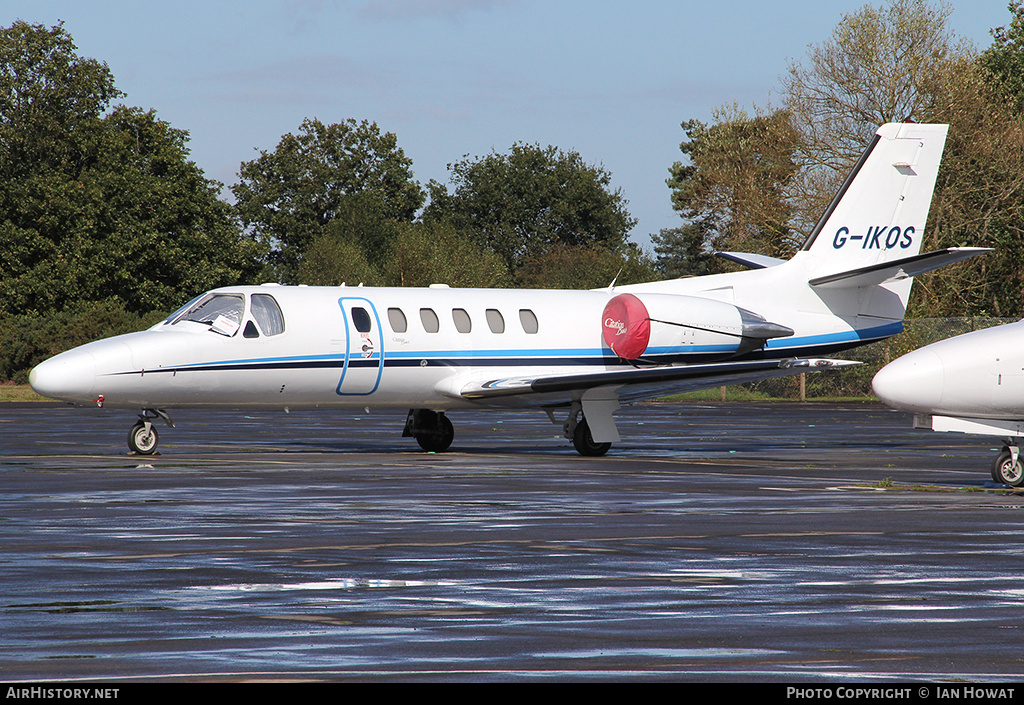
top-left (450, 358), bottom-right (859, 403)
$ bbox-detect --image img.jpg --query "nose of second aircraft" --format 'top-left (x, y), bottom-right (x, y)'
top-left (29, 348), bottom-right (97, 403)
top-left (872, 347), bottom-right (945, 413)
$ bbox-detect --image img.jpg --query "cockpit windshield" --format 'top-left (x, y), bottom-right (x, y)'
top-left (169, 293), bottom-right (244, 336)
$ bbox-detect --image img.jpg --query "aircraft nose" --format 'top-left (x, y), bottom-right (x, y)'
top-left (871, 347), bottom-right (944, 413)
top-left (29, 349), bottom-right (96, 402)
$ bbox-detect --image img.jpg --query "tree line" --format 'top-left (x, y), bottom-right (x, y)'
top-left (655, 0), bottom-right (1024, 318)
top-left (0, 20), bottom-right (654, 380)
top-left (0, 20), bottom-right (652, 323)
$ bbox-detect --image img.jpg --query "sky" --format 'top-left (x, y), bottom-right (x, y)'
top-left (5, 0), bottom-right (1017, 250)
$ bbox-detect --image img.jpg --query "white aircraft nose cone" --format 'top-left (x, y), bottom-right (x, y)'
top-left (29, 350), bottom-right (96, 402)
top-left (872, 347), bottom-right (944, 413)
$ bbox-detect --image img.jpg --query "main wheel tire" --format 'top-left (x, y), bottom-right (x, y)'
top-left (572, 418), bottom-right (611, 457)
top-left (992, 449), bottom-right (1024, 487)
top-left (128, 421), bottom-right (159, 455)
top-left (416, 414), bottom-right (454, 453)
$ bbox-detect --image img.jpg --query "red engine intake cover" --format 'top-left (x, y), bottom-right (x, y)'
top-left (602, 293), bottom-right (651, 360)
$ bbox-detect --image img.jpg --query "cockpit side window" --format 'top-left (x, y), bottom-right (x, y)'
top-left (170, 294), bottom-right (245, 336)
top-left (163, 295), bottom-right (204, 325)
top-left (251, 293), bottom-right (286, 336)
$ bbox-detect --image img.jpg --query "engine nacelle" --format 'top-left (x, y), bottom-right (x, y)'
top-left (601, 293), bottom-right (793, 360)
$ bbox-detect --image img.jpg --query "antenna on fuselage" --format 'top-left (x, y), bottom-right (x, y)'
top-left (607, 268), bottom-right (623, 291)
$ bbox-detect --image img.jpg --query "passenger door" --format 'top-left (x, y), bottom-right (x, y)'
top-left (336, 297), bottom-right (384, 395)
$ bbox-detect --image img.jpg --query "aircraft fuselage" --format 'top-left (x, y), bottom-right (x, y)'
top-left (31, 278), bottom-right (854, 412)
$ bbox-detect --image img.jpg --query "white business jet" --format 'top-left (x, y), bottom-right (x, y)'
top-left (30, 122), bottom-right (988, 456)
top-left (873, 319), bottom-right (1024, 485)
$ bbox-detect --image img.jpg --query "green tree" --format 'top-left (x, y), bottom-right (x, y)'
top-left (382, 221), bottom-right (511, 288)
top-left (980, 1), bottom-right (1024, 116)
top-left (296, 196), bottom-right (397, 287)
top-left (423, 143), bottom-right (637, 276)
top-left (721, 0), bottom-right (1024, 317)
top-left (650, 222), bottom-right (722, 279)
top-left (0, 22), bottom-right (261, 316)
top-left (0, 21), bottom-right (121, 177)
top-left (782, 0), bottom-right (971, 233)
top-left (910, 27), bottom-right (1024, 317)
top-left (514, 243), bottom-right (656, 290)
top-left (665, 108), bottom-right (800, 266)
top-left (782, 0), bottom-right (1024, 317)
top-left (232, 118), bottom-right (424, 282)
top-left (0, 300), bottom-right (166, 383)
top-left (298, 235), bottom-right (381, 288)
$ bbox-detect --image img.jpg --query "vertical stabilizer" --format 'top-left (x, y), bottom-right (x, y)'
top-left (800, 123), bottom-right (948, 277)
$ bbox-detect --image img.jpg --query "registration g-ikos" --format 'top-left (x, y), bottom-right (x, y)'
top-left (832, 225), bottom-right (915, 250)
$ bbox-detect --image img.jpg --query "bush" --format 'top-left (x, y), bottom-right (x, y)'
top-left (0, 300), bottom-right (166, 384)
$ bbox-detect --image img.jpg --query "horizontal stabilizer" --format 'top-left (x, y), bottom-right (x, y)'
top-left (453, 358), bottom-right (860, 401)
top-left (715, 252), bottom-right (787, 270)
top-left (808, 247), bottom-right (992, 289)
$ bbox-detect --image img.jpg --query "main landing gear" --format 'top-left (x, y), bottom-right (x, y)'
top-left (127, 409), bottom-right (173, 455)
top-left (991, 441), bottom-right (1023, 487)
top-left (403, 409), bottom-right (454, 452)
top-left (571, 416), bottom-right (611, 457)
top-left (554, 402), bottom-right (612, 457)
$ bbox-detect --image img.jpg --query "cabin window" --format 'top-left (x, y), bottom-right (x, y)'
top-left (243, 320), bottom-right (260, 339)
top-left (486, 309), bottom-right (505, 334)
top-left (420, 308), bottom-right (440, 333)
top-left (351, 307), bottom-right (372, 333)
top-left (388, 307), bottom-right (407, 333)
top-left (519, 309), bottom-right (539, 334)
top-left (171, 293), bottom-right (244, 336)
top-left (452, 308), bottom-right (472, 333)
top-left (251, 294), bottom-right (285, 336)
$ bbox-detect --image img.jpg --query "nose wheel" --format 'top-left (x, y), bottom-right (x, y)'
top-left (128, 421), bottom-right (159, 455)
top-left (127, 409), bottom-right (173, 455)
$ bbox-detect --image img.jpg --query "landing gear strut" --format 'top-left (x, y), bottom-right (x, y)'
top-left (127, 409), bottom-right (173, 455)
top-left (991, 442), bottom-right (1023, 486)
top-left (403, 409), bottom-right (454, 452)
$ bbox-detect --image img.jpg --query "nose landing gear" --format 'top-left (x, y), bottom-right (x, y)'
top-left (127, 409), bottom-right (173, 455)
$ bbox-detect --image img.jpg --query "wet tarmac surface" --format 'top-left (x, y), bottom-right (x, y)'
top-left (1, 401), bottom-right (1023, 682)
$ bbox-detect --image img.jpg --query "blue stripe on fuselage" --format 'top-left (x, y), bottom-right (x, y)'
top-left (103, 323), bottom-right (901, 377)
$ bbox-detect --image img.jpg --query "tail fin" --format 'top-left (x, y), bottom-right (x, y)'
top-left (800, 122), bottom-right (948, 275)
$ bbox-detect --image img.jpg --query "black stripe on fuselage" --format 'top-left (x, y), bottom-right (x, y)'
top-left (99, 334), bottom-right (883, 380)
